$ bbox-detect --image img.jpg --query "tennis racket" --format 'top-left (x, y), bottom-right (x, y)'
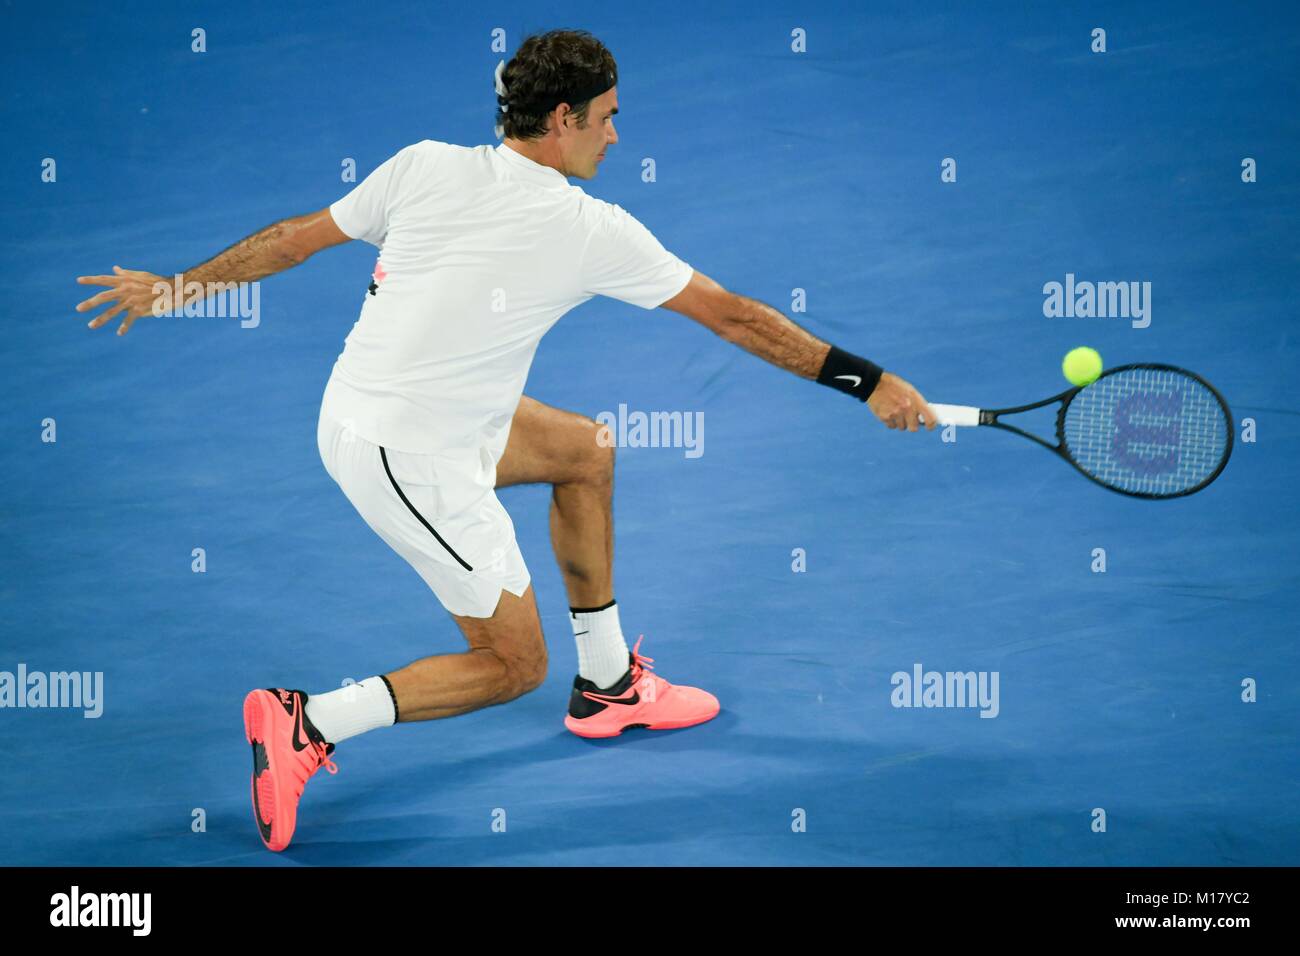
top-left (921, 363), bottom-right (1233, 499)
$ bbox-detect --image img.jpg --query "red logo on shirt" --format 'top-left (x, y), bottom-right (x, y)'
top-left (373, 260), bottom-right (388, 283)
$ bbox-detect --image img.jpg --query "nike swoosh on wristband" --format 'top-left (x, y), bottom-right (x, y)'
top-left (835, 375), bottom-right (862, 387)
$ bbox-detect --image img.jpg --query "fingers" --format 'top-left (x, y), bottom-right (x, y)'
top-left (878, 403), bottom-right (907, 430)
top-left (117, 312), bottom-right (141, 336)
top-left (903, 397), bottom-right (923, 432)
top-left (87, 302), bottom-right (126, 329)
top-left (880, 398), bottom-right (935, 432)
top-left (78, 267), bottom-right (164, 335)
top-left (869, 378), bottom-right (938, 433)
top-left (76, 288), bottom-right (121, 312)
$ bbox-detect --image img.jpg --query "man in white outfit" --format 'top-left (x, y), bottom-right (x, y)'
top-left (75, 29), bottom-right (937, 851)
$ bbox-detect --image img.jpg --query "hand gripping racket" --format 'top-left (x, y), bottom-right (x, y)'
top-left (921, 364), bottom-right (1233, 499)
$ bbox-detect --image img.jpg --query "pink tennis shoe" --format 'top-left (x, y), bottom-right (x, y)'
top-left (564, 636), bottom-right (720, 738)
top-left (243, 688), bottom-right (338, 852)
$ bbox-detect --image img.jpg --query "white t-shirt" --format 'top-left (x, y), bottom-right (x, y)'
top-left (321, 139), bottom-right (694, 470)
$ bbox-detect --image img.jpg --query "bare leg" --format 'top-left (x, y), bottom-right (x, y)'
top-left (494, 395), bottom-right (615, 608)
top-left (374, 396), bottom-right (610, 723)
top-left (383, 585), bottom-right (547, 723)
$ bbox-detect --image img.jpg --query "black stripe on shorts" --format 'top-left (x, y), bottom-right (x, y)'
top-left (379, 446), bottom-right (474, 572)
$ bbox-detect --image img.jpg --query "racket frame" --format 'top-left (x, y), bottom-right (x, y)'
top-left (976, 362), bottom-right (1234, 499)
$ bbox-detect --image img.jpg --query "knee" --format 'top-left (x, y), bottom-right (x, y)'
top-left (583, 417), bottom-right (616, 484)
top-left (502, 643), bottom-right (548, 699)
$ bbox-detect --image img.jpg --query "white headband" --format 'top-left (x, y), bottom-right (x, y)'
top-left (494, 60), bottom-right (507, 138)
top-left (494, 60), bottom-right (509, 111)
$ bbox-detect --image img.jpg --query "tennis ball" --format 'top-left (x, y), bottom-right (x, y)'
top-left (1062, 347), bottom-right (1103, 386)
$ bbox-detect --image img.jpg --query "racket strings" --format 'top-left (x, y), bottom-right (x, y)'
top-left (1062, 368), bottom-right (1230, 496)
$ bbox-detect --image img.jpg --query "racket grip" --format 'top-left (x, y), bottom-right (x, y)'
top-left (923, 403), bottom-right (980, 427)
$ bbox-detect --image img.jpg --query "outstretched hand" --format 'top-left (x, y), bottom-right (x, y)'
top-left (76, 266), bottom-right (169, 336)
top-left (867, 372), bottom-right (939, 431)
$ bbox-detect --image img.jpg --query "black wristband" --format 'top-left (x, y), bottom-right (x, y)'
top-left (816, 346), bottom-right (884, 401)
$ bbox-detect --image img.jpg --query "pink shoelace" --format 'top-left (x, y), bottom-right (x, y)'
top-left (629, 635), bottom-right (655, 682)
top-left (315, 742), bottom-right (339, 775)
top-left (581, 635), bottom-right (656, 705)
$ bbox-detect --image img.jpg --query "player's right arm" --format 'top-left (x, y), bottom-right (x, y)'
top-left (583, 202), bottom-right (937, 432)
top-left (76, 207), bottom-right (352, 336)
top-left (661, 270), bottom-right (938, 432)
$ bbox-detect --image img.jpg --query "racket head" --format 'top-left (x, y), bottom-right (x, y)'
top-left (1054, 363), bottom-right (1233, 499)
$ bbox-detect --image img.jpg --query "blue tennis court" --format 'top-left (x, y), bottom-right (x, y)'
top-left (2, 0), bottom-right (1296, 866)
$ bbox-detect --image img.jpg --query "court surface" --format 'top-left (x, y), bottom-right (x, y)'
top-left (1, 0), bottom-right (1296, 865)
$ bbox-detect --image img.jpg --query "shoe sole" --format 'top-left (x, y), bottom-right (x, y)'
top-left (564, 711), bottom-right (718, 739)
top-left (243, 690), bottom-right (290, 852)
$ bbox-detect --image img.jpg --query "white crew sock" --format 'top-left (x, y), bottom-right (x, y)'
top-left (570, 600), bottom-right (631, 689)
top-left (304, 675), bottom-right (397, 745)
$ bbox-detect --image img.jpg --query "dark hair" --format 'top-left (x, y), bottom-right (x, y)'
top-left (496, 29), bottom-right (618, 141)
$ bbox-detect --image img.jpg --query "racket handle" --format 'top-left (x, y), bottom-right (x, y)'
top-left (923, 403), bottom-right (980, 427)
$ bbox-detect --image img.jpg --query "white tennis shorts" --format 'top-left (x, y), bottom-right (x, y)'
top-left (316, 408), bottom-right (531, 618)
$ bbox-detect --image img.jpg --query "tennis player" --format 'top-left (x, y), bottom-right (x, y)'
top-left (75, 29), bottom-right (938, 851)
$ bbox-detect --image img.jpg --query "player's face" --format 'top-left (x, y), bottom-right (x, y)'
top-left (563, 86), bottom-right (618, 179)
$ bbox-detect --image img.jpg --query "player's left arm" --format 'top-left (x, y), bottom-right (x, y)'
top-left (75, 207), bottom-right (352, 336)
top-left (660, 270), bottom-right (938, 432)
